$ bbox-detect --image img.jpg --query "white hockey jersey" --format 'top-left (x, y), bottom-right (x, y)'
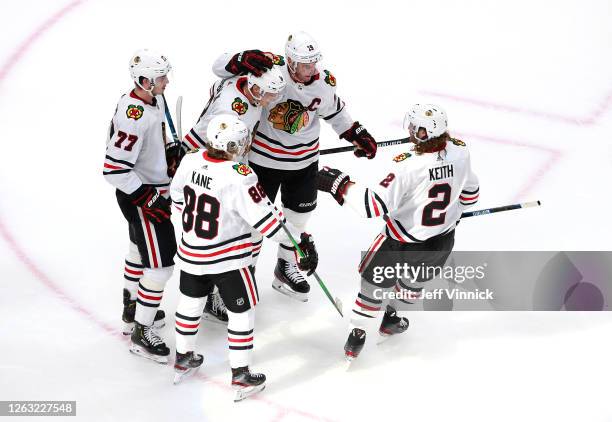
top-left (170, 150), bottom-right (303, 274)
top-left (103, 90), bottom-right (171, 195)
top-left (213, 53), bottom-right (354, 170)
top-left (183, 76), bottom-right (263, 152)
top-left (344, 139), bottom-right (480, 243)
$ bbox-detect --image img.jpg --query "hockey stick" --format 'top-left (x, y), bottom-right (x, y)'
top-left (460, 201), bottom-right (541, 219)
top-left (265, 200), bottom-right (344, 318)
top-left (176, 96), bottom-right (183, 141)
top-left (162, 94), bottom-right (180, 144)
top-left (320, 137), bottom-right (410, 156)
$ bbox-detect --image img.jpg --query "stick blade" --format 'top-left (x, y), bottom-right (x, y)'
top-left (522, 200), bottom-right (542, 208)
top-left (176, 96), bottom-right (183, 140)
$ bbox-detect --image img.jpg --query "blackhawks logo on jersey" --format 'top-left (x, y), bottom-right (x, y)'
top-left (270, 54), bottom-right (285, 66)
top-left (231, 97), bottom-right (248, 115)
top-left (126, 104), bottom-right (144, 120)
top-left (323, 70), bottom-right (336, 87)
top-left (451, 138), bottom-right (466, 146)
top-left (268, 99), bottom-right (309, 134)
top-left (232, 163), bottom-right (252, 176)
top-left (393, 152), bottom-right (412, 162)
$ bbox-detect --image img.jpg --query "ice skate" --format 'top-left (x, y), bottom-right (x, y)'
top-left (377, 309), bottom-right (409, 345)
top-left (122, 289), bottom-right (165, 335)
top-left (202, 291), bottom-right (228, 325)
top-left (344, 328), bottom-right (366, 365)
top-left (232, 366), bottom-right (266, 402)
top-left (130, 321), bottom-right (170, 364)
top-left (173, 351), bottom-right (204, 384)
top-left (272, 259), bottom-right (310, 302)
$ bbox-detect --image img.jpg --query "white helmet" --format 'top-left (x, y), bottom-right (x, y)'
top-left (403, 104), bottom-right (448, 141)
top-left (206, 114), bottom-right (250, 158)
top-left (247, 65), bottom-right (286, 100)
top-left (129, 49), bottom-right (171, 92)
top-left (285, 31), bottom-right (322, 64)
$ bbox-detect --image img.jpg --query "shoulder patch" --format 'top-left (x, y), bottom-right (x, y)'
top-left (126, 104), bottom-right (144, 120)
top-left (323, 70), bottom-right (336, 87)
top-left (393, 152), bottom-right (412, 162)
top-left (231, 97), bottom-right (248, 115)
top-left (451, 138), bottom-right (466, 146)
top-left (270, 54), bottom-right (285, 66)
top-left (232, 163), bottom-right (252, 176)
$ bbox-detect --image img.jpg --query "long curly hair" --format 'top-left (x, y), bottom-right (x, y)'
top-left (413, 132), bottom-right (450, 155)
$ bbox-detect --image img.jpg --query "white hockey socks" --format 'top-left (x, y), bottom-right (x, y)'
top-left (349, 278), bottom-right (385, 331)
top-left (227, 309), bottom-right (255, 368)
top-left (175, 294), bottom-right (206, 354)
top-left (277, 208), bottom-right (312, 261)
top-left (135, 266), bottom-right (173, 326)
top-left (124, 242), bottom-right (143, 300)
top-left (388, 277), bottom-right (423, 310)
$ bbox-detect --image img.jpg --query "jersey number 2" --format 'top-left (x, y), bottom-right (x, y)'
top-left (422, 183), bottom-right (451, 226)
top-left (182, 186), bottom-right (220, 239)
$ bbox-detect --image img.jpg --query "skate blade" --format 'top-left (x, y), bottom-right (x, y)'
top-left (123, 318), bottom-right (165, 336)
top-left (234, 384), bottom-right (266, 402)
top-left (129, 343), bottom-right (169, 365)
top-left (173, 367), bottom-right (200, 385)
top-left (271, 280), bottom-right (308, 302)
top-left (201, 313), bottom-right (228, 325)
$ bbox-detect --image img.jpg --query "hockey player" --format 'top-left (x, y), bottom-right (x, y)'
top-left (317, 104), bottom-right (479, 361)
top-left (182, 66), bottom-right (287, 324)
top-left (103, 49), bottom-right (180, 363)
top-left (211, 31), bottom-right (378, 302)
top-left (183, 65), bottom-right (286, 152)
top-left (170, 115), bottom-right (318, 401)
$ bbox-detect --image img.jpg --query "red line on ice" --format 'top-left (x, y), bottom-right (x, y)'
top-left (420, 89), bottom-right (612, 126)
top-left (453, 130), bottom-right (563, 201)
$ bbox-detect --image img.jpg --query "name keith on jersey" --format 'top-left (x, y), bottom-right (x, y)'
top-left (429, 164), bottom-right (454, 181)
top-left (192, 171), bottom-right (213, 189)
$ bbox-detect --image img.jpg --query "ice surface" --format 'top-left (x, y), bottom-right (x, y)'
top-left (1, 1), bottom-right (611, 421)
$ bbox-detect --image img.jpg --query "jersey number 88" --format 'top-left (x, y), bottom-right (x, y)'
top-left (182, 186), bottom-right (220, 239)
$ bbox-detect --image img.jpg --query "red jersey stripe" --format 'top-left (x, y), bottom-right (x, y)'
top-left (252, 139), bottom-right (319, 156)
top-left (179, 242), bottom-right (253, 258)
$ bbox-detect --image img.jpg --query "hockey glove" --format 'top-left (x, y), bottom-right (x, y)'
top-left (297, 233), bottom-right (318, 276)
top-left (317, 167), bottom-right (352, 206)
top-left (129, 185), bottom-right (171, 223)
top-left (165, 141), bottom-right (184, 178)
top-left (340, 121), bottom-right (377, 159)
top-left (225, 50), bottom-right (273, 77)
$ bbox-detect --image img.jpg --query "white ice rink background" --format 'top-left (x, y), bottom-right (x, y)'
top-left (1, 1), bottom-right (612, 421)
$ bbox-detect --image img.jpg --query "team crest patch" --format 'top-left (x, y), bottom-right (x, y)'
top-left (231, 97), bottom-right (248, 115)
top-left (271, 54), bottom-right (285, 66)
top-left (268, 99), bottom-right (309, 134)
top-left (232, 163), bottom-right (252, 176)
top-left (323, 70), bottom-right (336, 86)
top-left (393, 152), bottom-right (412, 162)
top-left (451, 138), bottom-right (466, 146)
top-left (126, 104), bottom-right (144, 120)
